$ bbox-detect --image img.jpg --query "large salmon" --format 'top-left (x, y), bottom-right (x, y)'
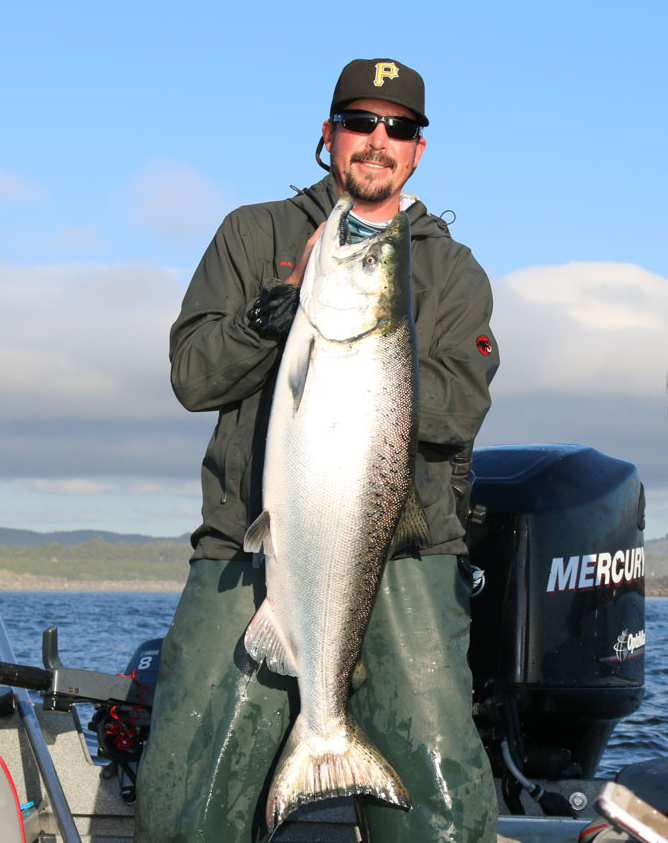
top-left (244, 193), bottom-right (428, 831)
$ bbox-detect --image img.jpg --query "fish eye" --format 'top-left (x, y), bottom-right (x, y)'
top-left (364, 252), bottom-right (378, 267)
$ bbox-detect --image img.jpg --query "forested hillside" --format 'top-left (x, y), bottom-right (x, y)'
top-left (0, 536), bottom-right (190, 588)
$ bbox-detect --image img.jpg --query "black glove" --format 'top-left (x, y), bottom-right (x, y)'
top-left (247, 283), bottom-right (300, 342)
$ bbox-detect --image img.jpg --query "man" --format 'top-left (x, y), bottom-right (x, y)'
top-left (135, 58), bottom-right (499, 842)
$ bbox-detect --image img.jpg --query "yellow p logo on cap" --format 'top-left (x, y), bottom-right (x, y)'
top-left (373, 62), bottom-right (399, 87)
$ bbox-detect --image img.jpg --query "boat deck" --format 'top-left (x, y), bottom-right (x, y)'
top-left (1, 704), bottom-right (604, 843)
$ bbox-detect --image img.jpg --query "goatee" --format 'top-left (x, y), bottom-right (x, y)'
top-left (335, 150), bottom-right (397, 204)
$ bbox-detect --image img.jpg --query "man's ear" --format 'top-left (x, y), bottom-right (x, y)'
top-left (322, 119), bottom-right (334, 152)
top-left (413, 136), bottom-right (427, 169)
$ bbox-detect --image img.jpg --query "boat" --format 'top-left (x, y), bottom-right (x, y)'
top-left (0, 443), bottom-right (665, 843)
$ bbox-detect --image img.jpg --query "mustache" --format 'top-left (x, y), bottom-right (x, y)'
top-left (350, 149), bottom-right (396, 170)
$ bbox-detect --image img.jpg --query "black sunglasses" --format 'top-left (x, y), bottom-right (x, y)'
top-left (332, 110), bottom-right (423, 141)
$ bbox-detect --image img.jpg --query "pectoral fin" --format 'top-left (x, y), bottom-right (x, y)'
top-left (243, 510), bottom-right (275, 557)
top-left (288, 333), bottom-right (314, 413)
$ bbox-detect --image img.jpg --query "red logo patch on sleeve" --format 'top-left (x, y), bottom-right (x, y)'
top-left (476, 336), bottom-right (492, 356)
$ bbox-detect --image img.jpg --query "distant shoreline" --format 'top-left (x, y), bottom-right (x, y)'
top-left (1, 572), bottom-right (665, 596)
top-left (0, 572), bottom-right (185, 592)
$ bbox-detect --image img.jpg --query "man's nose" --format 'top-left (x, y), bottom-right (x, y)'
top-left (367, 121), bottom-right (390, 147)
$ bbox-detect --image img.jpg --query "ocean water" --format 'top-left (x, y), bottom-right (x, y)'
top-left (0, 590), bottom-right (180, 675)
top-left (597, 597), bottom-right (668, 777)
top-left (0, 590), bottom-right (665, 779)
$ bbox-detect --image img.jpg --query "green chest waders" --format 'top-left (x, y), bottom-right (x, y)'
top-left (134, 555), bottom-right (497, 842)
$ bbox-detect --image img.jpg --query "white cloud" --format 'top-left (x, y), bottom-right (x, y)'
top-left (43, 225), bottom-right (107, 254)
top-left (645, 487), bottom-right (668, 540)
top-left (1, 255), bottom-right (665, 538)
top-left (480, 261), bottom-right (668, 541)
top-left (0, 260), bottom-right (187, 421)
top-left (127, 479), bottom-right (200, 496)
top-left (0, 168), bottom-right (47, 204)
top-left (21, 477), bottom-right (200, 497)
top-left (122, 158), bottom-right (230, 244)
top-left (26, 478), bottom-right (114, 495)
top-left (0, 477), bottom-right (200, 537)
top-left (491, 262), bottom-right (668, 397)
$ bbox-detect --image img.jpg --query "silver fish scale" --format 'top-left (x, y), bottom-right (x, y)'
top-left (266, 313), bottom-right (416, 733)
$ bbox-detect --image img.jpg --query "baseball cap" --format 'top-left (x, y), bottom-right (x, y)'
top-left (330, 58), bottom-right (428, 127)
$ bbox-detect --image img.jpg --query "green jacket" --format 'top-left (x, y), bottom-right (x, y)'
top-left (170, 175), bottom-right (499, 561)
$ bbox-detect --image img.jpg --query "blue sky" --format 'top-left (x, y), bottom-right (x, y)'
top-left (1, 1), bottom-right (666, 539)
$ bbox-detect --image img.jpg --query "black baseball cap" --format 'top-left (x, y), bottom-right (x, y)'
top-left (330, 58), bottom-right (429, 127)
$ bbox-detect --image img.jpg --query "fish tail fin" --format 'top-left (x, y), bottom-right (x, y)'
top-left (267, 714), bottom-right (410, 832)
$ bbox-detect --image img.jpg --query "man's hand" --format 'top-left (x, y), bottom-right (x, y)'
top-left (284, 222), bottom-right (325, 286)
top-left (247, 284), bottom-right (299, 343)
top-left (247, 223), bottom-right (326, 342)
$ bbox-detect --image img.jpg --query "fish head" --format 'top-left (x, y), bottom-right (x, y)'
top-left (300, 194), bottom-right (412, 342)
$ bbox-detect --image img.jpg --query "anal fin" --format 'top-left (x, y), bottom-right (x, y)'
top-left (245, 598), bottom-right (298, 677)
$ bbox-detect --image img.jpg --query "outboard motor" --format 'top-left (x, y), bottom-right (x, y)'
top-left (90, 638), bottom-right (163, 802)
top-left (467, 445), bottom-right (645, 796)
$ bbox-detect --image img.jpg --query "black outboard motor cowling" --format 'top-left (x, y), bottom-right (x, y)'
top-left (468, 445), bottom-right (645, 780)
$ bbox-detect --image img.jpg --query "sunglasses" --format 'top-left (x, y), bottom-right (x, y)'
top-left (332, 110), bottom-right (423, 141)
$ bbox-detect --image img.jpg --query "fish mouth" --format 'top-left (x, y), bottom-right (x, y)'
top-left (329, 206), bottom-right (408, 272)
top-left (299, 194), bottom-right (410, 337)
top-left (320, 194), bottom-right (406, 261)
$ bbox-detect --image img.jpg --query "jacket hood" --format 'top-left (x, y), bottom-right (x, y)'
top-left (287, 174), bottom-right (452, 241)
top-left (287, 175), bottom-right (341, 227)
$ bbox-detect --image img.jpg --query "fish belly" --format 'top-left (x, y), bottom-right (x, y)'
top-left (253, 309), bottom-right (415, 827)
